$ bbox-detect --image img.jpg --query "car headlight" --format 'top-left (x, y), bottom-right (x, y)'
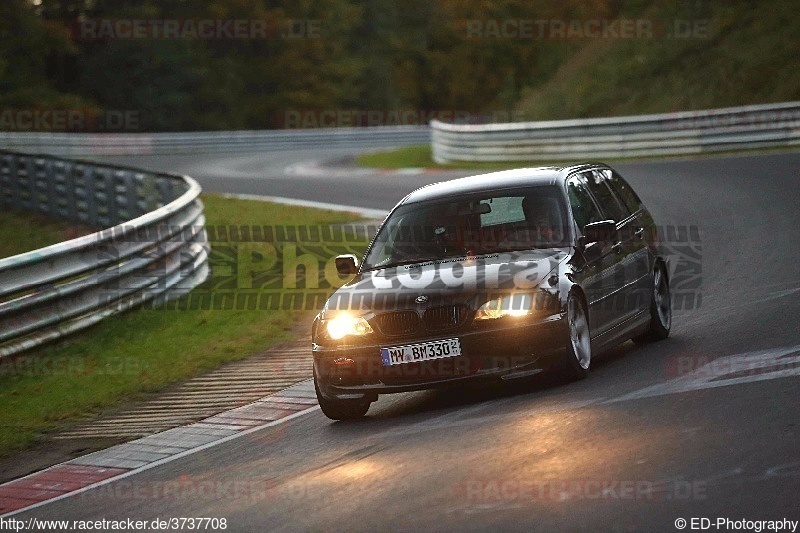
top-left (474, 294), bottom-right (534, 320)
top-left (325, 313), bottom-right (374, 339)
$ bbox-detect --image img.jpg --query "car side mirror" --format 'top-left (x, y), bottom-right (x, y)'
top-left (335, 254), bottom-right (359, 276)
top-left (582, 220), bottom-right (616, 244)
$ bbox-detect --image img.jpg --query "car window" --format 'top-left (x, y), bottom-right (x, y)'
top-left (603, 169), bottom-right (643, 214)
top-left (363, 186), bottom-right (569, 269)
top-left (583, 170), bottom-right (629, 222)
top-left (480, 196), bottom-right (525, 226)
top-left (567, 175), bottom-right (603, 229)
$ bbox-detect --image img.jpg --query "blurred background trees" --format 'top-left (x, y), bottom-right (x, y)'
top-left (2, 0), bottom-right (797, 131)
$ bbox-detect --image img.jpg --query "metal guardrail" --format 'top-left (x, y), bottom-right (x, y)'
top-left (431, 101), bottom-right (800, 163)
top-left (0, 150), bottom-right (209, 358)
top-left (0, 126), bottom-right (430, 157)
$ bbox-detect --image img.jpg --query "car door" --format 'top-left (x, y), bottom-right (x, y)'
top-left (583, 169), bottom-right (647, 325)
top-left (566, 173), bottom-right (619, 336)
top-left (602, 168), bottom-right (652, 316)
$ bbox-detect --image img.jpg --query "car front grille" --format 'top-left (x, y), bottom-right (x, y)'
top-left (424, 305), bottom-right (471, 332)
top-left (371, 305), bottom-right (472, 337)
top-left (371, 311), bottom-right (421, 337)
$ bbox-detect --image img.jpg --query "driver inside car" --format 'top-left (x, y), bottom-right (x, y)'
top-left (522, 196), bottom-right (564, 245)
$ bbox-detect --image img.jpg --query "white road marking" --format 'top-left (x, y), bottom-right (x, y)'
top-left (219, 192), bottom-right (388, 219)
top-left (605, 344), bottom-right (800, 404)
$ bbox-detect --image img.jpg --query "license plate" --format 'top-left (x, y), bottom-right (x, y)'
top-left (380, 338), bottom-right (461, 366)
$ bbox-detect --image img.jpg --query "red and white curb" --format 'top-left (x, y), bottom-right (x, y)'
top-left (0, 380), bottom-right (319, 516)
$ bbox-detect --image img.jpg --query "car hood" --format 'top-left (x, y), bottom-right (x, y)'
top-left (326, 249), bottom-right (569, 312)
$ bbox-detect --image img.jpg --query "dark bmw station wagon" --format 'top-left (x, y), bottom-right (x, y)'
top-left (312, 164), bottom-right (671, 420)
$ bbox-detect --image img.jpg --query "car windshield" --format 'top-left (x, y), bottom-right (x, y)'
top-left (363, 186), bottom-right (570, 270)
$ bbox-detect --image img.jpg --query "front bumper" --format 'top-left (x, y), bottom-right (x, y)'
top-left (313, 314), bottom-right (567, 401)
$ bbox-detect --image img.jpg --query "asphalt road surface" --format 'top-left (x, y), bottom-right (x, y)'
top-left (17, 149), bottom-right (800, 531)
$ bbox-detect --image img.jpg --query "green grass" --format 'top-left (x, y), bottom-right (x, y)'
top-left (0, 210), bottom-right (93, 259)
top-left (355, 144), bottom-right (665, 171)
top-left (0, 195), bottom-right (369, 456)
top-left (357, 142), bottom-right (800, 171)
top-left (356, 145), bottom-right (560, 170)
top-left (357, 145), bottom-right (441, 169)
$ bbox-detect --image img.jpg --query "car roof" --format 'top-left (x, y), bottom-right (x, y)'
top-left (401, 163), bottom-right (603, 205)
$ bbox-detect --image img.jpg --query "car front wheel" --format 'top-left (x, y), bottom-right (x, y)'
top-left (560, 292), bottom-right (591, 381)
top-left (633, 262), bottom-right (671, 343)
top-left (314, 369), bottom-right (371, 421)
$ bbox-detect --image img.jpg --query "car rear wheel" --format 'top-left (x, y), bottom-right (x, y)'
top-left (633, 262), bottom-right (671, 343)
top-left (560, 292), bottom-right (591, 381)
top-left (314, 369), bottom-right (371, 421)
